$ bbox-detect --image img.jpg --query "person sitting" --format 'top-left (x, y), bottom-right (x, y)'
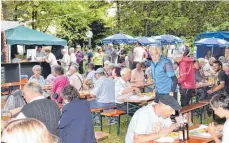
top-left (207, 61), bottom-right (229, 95)
top-left (208, 94), bottom-right (229, 143)
top-left (67, 65), bottom-right (83, 91)
top-left (3, 90), bottom-right (26, 117)
top-left (51, 65), bottom-right (70, 103)
top-left (111, 66), bottom-right (121, 82)
top-left (130, 62), bottom-right (145, 84)
top-left (223, 63), bottom-right (229, 75)
top-left (59, 85), bottom-right (96, 143)
top-left (46, 66), bottom-right (56, 85)
top-left (115, 68), bottom-right (139, 110)
top-left (193, 60), bottom-right (208, 101)
top-left (2, 118), bottom-right (59, 143)
top-left (89, 68), bottom-right (115, 109)
top-left (84, 63), bottom-right (96, 89)
top-left (125, 95), bottom-right (182, 143)
top-left (103, 60), bottom-right (110, 75)
top-left (15, 82), bottom-right (61, 135)
top-left (29, 65), bottom-right (45, 85)
top-left (198, 58), bottom-right (215, 78)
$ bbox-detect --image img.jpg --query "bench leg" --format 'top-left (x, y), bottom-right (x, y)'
top-left (200, 108), bottom-right (203, 124)
top-left (117, 116), bottom-right (121, 136)
top-left (109, 117), bottom-right (111, 134)
top-left (100, 113), bottom-right (103, 131)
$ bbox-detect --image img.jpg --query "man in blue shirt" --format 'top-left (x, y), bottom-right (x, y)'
top-left (149, 45), bottom-right (178, 103)
top-left (89, 68), bottom-right (115, 109)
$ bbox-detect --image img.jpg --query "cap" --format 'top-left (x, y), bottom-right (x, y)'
top-left (159, 95), bottom-right (181, 110)
top-left (95, 68), bottom-right (105, 74)
top-left (104, 60), bottom-right (110, 65)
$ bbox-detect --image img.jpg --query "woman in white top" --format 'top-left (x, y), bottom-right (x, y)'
top-left (69, 48), bottom-right (77, 65)
top-left (208, 94), bottom-right (229, 143)
top-left (44, 48), bottom-right (58, 69)
top-left (60, 48), bottom-right (70, 73)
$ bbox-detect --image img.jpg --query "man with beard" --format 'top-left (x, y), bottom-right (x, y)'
top-left (207, 61), bottom-right (229, 95)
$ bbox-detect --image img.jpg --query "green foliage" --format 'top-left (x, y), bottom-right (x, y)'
top-left (2, 1), bottom-right (229, 48)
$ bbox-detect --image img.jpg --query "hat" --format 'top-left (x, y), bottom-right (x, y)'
top-left (159, 96), bottom-right (181, 110)
top-left (95, 68), bottom-right (105, 74)
top-left (104, 60), bottom-right (110, 65)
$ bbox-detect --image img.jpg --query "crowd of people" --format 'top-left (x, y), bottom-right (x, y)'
top-left (1, 43), bottom-right (229, 143)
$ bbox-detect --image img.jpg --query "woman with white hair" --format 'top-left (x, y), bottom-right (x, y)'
top-left (69, 48), bottom-right (76, 65)
top-left (223, 63), bottom-right (229, 75)
top-left (44, 47), bottom-right (58, 69)
top-left (29, 65), bottom-right (45, 85)
top-left (59, 48), bottom-right (70, 73)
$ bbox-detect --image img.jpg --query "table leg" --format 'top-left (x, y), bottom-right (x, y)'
top-left (126, 102), bottom-right (129, 127)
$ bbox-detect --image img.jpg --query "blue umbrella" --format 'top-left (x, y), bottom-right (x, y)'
top-left (152, 34), bottom-right (183, 45)
top-left (194, 38), bottom-right (229, 57)
top-left (136, 37), bottom-right (160, 45)
top-left (194, 38), bottom-right (229, 47)
top-left (102, 33), bottom-right (136, 44)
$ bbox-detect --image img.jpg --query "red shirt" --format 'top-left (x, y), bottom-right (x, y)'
top-left (178, 57), bottom-right (196, 89)
top-left (51, 75), bottom-right (70, 103)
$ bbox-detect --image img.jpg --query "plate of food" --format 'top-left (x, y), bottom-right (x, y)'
top-left (154, 136), bottom-right (175, 143)
top-left (189, 125), bottom-right (221, 138)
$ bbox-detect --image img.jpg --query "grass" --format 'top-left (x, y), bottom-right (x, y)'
top-left (94, 112), bottom-right (215, 143)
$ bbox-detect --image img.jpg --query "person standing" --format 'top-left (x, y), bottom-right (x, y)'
top-left (86, 47), bottom-right (93, 64)
top-left (44, 47), bottom-right (58, 70)
top-left (76, 45), bottom-right (84, 74)
top-left (69, 48), bottom-right (77, 66)
top-left (133, 42), bottom-right (147, 69)
top-left (173, 50), bottom-right (196, 124)
top-left (149, 45), bottom-right (178, 103)
top-left (36, 46), bottom-right (45, 58)
top-left (59, 49), bottom-right (71, 74)
top-left (92, 46), bottom-right (105, 70)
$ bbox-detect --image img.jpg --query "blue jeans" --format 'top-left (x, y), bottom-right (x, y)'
top-left (89, 100), bottom-right (115, 121)
top-left (89, 100), bottom-right (114, 109)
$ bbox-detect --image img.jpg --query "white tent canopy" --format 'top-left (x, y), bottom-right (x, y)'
top-left (1, 21), bottom-right (24, 31)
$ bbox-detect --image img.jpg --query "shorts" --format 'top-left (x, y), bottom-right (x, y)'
top-left (180, 88), bottom-right (194, 107)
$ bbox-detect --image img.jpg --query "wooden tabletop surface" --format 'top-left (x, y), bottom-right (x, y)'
top-left (148, 124), bottom-right (222, 143)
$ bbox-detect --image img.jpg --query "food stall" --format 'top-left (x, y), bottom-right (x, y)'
top-left (1, 23), bottom-right (67, 83)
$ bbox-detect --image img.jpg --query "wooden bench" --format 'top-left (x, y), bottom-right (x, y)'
top-left (91, 107), bottom-right (115, 131)
top-left (95, 131), bottom-right (108, 142)
top-left (180, 102), bottom-right (209, 124)
top-left (101, 109), bottom-right (126, 135)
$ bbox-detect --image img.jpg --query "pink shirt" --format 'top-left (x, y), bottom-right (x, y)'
top-left (51, 75), bottom-right (70, 103)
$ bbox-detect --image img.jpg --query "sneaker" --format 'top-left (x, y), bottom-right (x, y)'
top-left (108, 117), bottom-right (118, 125)
top-left (94, 121), bottom-right (101, 127)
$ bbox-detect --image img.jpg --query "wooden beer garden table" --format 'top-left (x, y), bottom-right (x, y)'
top-left (118, 94), bottom-right (155, 124)
top-left (131, 82), bottom-right (153, 89)
top-left (148, 124), bottom-right (223, 143)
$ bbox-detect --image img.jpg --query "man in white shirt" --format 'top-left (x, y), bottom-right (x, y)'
top-left (125, 95), bottom-right (182, 143)
top-left (133, 42), bottom-right (147, 69)
top-left (68, 65), bottom-right (83, 91)
top-left (60, 48), bottom-right (71, 74)
top-left (115, 68), bottom-right (139, 108)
